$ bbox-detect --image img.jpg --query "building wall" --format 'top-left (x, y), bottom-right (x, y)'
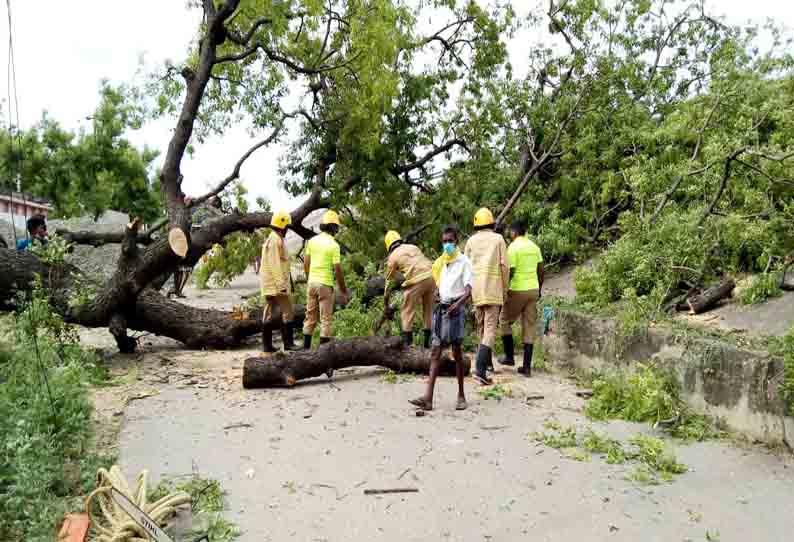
top-left (0, 198), bottom-right (51, 230)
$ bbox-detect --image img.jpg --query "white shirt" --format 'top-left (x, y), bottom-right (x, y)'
top-left (439, 254), bottom-right (474, 303)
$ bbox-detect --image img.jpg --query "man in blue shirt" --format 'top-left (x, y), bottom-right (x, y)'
top-left (16, 215), bottom-right (48, 251)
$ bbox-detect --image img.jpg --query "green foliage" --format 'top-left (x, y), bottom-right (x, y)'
top-left (0, 84), bottom-right (161, 222)
top-left (477, 383), bottom-right (513, 401)
top-left (582, 430), bottom-right (627, 464)
top-left (194, 187), bottom-right (270, 289)
top-left (628, 435), bottom-right (688, 483)
top-left (768, 327), bottom-right (794, 413)
top-left (532, 421), bottom-right (577, 449)
top-left (533, 424), bottom-right (686, 484)
top-left (149, 477), bottom-right (240, 542)
top-left (195, 231), bottom-right (266, 289)
top-left (0, 284), bottom-right (111, 541)
top-left (585, 364), bottom-right (719, 441)
top-left (740, 272), bottom-right (783, 305)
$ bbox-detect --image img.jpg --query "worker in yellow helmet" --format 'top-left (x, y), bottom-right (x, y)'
top-left (464, 207), bottom-right (509, 385)
top-left (498, 219), bottom-right (544, 376)
top-left (260, 211), bottom-right (299, 352)
top-left (302, 210), bottom-right (350, 369)
top-left (384, 230), bottom-right (436, 348)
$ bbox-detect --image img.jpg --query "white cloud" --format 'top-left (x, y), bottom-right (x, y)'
top-left (1, 0), bottom-right (792, 213)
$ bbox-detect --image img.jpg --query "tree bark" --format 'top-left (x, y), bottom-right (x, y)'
top-left (243, 336), bottom-right (469, 388)
top-left (686, 279), bottom-right (735, 314)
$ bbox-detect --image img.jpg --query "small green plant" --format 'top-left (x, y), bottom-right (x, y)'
top-left (478, 384), bottom-right (513, 401)
top-left (740, 272), bottom-right (783, 305)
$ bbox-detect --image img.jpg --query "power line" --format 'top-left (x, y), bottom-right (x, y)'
top-left (5, 0), bottom-right (25, 242)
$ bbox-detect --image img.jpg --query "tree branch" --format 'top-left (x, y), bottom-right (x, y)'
top-left (496, 87), bottom-right (587, 226)
top-left (699, 147), bottom-right (748, 226)
top-left (191, 117), bottom-right (286, 207)
top-left (391, 138), bottom-right (468, 175)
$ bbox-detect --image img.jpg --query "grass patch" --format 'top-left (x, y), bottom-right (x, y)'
top-left (0, 315), bottom-right (113, 541)
top-left (149, 477), bottom-right (240, 542)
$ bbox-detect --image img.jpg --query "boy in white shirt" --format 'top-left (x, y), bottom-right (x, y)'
top-left (409, 225), bottom-right (473, 411)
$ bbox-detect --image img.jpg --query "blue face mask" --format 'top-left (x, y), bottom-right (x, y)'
top-left (443, 242), bottom-right (456, 255)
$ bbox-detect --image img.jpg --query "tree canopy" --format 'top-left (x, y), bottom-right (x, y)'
top-left (0, 85), bottom-right (162, 223)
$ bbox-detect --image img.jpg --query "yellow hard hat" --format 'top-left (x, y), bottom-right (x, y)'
top-left (384, 230), bottom-right (401, 251)
top-left (322, 210), bottom-right (341, 226)
top-left (271, 210), bottom-right (291, 229)
top-left (474, 207), bottom-right (495, 227)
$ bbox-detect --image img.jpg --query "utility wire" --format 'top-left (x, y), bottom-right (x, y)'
top-left (5, 0), bottom-right (24, 242)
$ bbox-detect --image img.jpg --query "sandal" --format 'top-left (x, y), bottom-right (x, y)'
top-left (455, 398), bottom-right (468, 410)
top-left (409, 397), bottom-right (433, 411)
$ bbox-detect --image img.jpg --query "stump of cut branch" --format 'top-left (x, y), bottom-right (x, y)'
top-left (686, 278), bottom-right (735, 314)
top-left (243, 336), bottom-right (469, 388)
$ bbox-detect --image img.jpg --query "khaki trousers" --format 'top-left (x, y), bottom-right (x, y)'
top-left (401, 277), bottom-right (435, 331)
top-left (263, 294), bottom-right (295, 324)
top-left (499, 289), bottom-right (539, 344)
top-left (475, 304), bottom-right (502, 348)
top-left (303, 283), bottom-right (335, 338)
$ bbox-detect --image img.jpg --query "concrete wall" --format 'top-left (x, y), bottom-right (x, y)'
top-left (544, 310), bottom-right (794, 447)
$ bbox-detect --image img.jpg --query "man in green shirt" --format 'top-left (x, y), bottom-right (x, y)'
top-left (302, 210), bottom-right (350, 359)
top-left (498, 219), bottom-right (544, 376)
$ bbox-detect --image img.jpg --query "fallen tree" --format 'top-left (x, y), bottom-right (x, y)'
top-left (0, 1), bottom-right (504, 353)
top-left (242, 336), bottom-right (468, 388)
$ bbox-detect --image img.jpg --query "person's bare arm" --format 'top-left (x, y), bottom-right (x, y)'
top-left (334, 263), bottom-right (350, 303)
top-left (538, 262), bottom-right (545, 295)
top-left (449, 285), bottom-right (472, 315)
top-left (304, 255), bottom-right (311, 278)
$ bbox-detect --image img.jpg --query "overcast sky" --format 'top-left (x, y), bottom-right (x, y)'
top-left (1, 0), bottom-right (792, 213)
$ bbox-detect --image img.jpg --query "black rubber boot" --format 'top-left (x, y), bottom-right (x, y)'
top-left (518, 343), bottom-right (534, 377)
top-left (262, 328), bottom-right (276, 353)
top-left (320, 337), bottom-right (333, 378)
top-left (422, 329), bottom-right (432, 349)
top-left (282, 322), bottom-right (299, 351)
top-left (474, 345), bottom-right (493, 384)
top-left (498, 334), bottom-right (515, 366)
top-left (303, 334), bottom-right (313, 350)
top-left (401, 331), bottom-right (414, 347)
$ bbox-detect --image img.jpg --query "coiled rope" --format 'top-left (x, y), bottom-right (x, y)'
top-left (85, 465), bottom-right (191, 542)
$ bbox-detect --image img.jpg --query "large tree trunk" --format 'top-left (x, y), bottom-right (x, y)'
top-left (243, 336), bottom-right (469, 388)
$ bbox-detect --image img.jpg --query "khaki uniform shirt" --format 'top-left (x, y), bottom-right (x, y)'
top-left (464, 230), bottom-right (508, 306)
top-left (260, 231), bottom-right (291, 296)
top-left (386, 244), bottom-right (433, 288)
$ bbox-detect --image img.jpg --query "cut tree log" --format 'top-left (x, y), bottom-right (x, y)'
top-left (243, 336), bottom-right (469, 388)
top-left (686, 278), bottom-right (735, 314)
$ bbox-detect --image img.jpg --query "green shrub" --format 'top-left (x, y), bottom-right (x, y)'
top-left (740, 272), bottom-right (783, 305)
top-left (0, 279), bottom-right (112, 542)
